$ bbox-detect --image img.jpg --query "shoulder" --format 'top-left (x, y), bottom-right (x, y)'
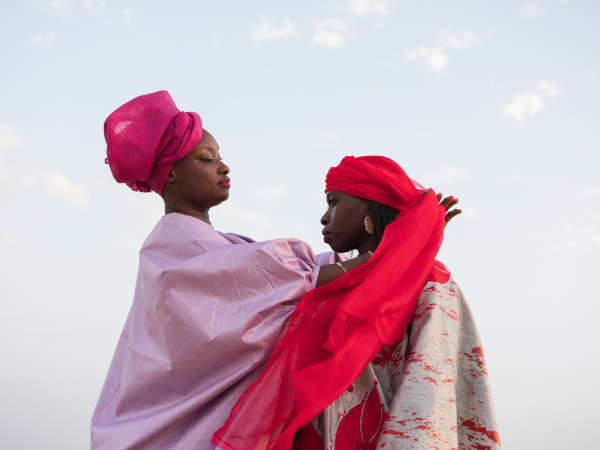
top-left (425, 259), bottom-right (452, 284)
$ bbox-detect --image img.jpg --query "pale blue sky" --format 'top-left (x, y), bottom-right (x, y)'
top-left (1, 0), bottom-right (599, 449)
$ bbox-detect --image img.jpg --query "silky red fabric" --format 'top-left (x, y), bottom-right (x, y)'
top-left (212, 156), bottom-right (445, 450)
top-left (325, 155), bottom-right (425, 213)
top-left (104, 90), bottom-right (202, 195)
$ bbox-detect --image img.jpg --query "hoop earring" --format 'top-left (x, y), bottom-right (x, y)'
top-left (364, 216), bottom-right (374, 235)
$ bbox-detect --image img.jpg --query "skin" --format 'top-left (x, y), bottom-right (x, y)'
top-left (162, 129), bottom-right (230, 224)
top-left (316, 191), bottom-right (462, 286)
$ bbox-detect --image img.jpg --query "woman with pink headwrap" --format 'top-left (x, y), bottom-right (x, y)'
top-left (92, 91), bottom-right (377, 449)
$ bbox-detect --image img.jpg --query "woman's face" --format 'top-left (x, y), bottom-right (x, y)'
top-left (321, 191), bottom-right (376, 254)
top-left (162, 129), bottom-right (231, 209)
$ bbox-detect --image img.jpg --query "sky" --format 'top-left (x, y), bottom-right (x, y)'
top-left (0, 0), bottom-right (599, 448)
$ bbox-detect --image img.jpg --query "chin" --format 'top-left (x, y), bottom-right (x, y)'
top-left (215, 190), bottom-right (230, 202)
top-left (328, 241), bottom-right (351, 254)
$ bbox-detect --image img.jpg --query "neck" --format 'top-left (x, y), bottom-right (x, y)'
top-left (164, 202), bottom-right (211, 224)
top-left (356, 236), bottom-right (379, 256)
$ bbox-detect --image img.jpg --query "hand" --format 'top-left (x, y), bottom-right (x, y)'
top-left (437, 192), bottom-right (462, 228)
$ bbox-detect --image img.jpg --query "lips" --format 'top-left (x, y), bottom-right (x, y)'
top-left (322, 229), bottom-right (331, 243)
top-left (218, 177), bottom-right (231, 188)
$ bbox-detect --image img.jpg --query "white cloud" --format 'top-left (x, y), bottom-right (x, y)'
top-left (425, 165), bottom-right (468, 185)
top-left (309, 18), bottom-right (349, 48)
top-left (460, 205), bottom-right (481, 218)
top-left (122, 7), bottom-right (135, 25)
top-left (28, 33), bottom-right (58, 47)
top-left (82, 0), bottom-right (106, 15)
top-left (221, 204), bottom-right (270, 226)
top-left (28, 0), bottom-right (72, 16)
top-left (518, 3), bottom-right (544, 16)
top-left (404, 46), bottom-right (448, 77)
top-left (0, 124), bottom-right (25, 152)
top-left (566, 235), bottom-right (600, 249)
top-left (502, 80), bottom-right (559, 124)
top-left (250, 18), bottom-right (297, 41)
top-left (405, 30), bottom-right (482, 77)
top-left (0, 124), bottom-right (89, 209)
top-left (537, 81), bottom-right (560, 98)
top-left (346, 0), bottom-right (392, 16)
top-left (22, 170), bottom-right (90, 209)
top-left (0, 233), bottom-right (17, 247)
top-left (581, 187), bottom-right (600, 197)
top-left (501, 93), bottom-right (544, 124)
top-left (0, 125), bottom-right (24, 184)
top-left (438, 31), bottom-right (482, 50)
top-left (437, 165), bottom-right (469, 182)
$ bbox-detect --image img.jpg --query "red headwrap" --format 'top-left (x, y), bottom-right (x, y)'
top-left (213, 156), bottom-right (445, 450)
top-left (104, 90), bottom-right (202, 195)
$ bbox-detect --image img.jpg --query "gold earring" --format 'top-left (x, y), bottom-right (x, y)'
top-left (364, 216), bottom-right (374, 234)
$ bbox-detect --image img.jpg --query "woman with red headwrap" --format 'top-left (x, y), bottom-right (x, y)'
top-left (213, 157), bottom-right (500, 450)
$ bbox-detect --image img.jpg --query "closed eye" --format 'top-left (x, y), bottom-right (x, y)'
top-left (199, 158), bottom-right (214, 163)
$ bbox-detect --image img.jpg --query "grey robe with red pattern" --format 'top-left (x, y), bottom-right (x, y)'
top-left (295, 261), bottom-right (501, 450)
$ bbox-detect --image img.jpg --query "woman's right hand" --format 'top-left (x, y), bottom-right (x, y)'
top-left (437, 193), bottom-right (462, 228)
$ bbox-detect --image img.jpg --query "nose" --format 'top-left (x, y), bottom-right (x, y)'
top-left (320, 210), bottom-right (330, 226)
top-left (220, 161), bottom-right (230, 175)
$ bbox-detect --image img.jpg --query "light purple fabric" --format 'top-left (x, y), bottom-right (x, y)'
top-left (91, 214), bottom-right (343, 449)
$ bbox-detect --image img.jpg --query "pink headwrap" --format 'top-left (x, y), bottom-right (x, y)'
top-left (104, 91), bottom-right (202, 195)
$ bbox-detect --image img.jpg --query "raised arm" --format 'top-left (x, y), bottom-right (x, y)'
top-left (316, 252), bottom-right (372, 287)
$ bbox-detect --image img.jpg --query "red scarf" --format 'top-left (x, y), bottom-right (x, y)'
top-left (213, 156), bottom-right (445, 450)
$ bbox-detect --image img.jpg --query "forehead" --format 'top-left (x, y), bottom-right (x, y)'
top-left (195, 130), bottom-right (220, 152)
top-left (326, 190), bottom-right (366, 206)
top-left (326, 191), bottom-right (350, 202)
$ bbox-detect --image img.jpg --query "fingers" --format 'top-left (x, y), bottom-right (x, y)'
top-left (440, 196), bottom-right (459, 212)
top-left (437, 192), bottom-right (443, 202)
top-left (443, 209), bottom-right (462, 228)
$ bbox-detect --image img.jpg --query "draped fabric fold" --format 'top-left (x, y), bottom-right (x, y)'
top-left (213, 156), bottom-right (445, 450)
top-left (91, 214), bottom-right (340, 450)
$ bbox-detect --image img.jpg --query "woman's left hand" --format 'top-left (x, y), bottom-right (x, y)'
top-left (437, 193), bottom-right (462, 228)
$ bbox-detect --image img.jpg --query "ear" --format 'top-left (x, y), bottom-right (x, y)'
top-left (164, 169), bottom-right (176, 184)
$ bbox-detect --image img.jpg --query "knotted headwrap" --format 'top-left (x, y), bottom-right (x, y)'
top-left (325, 155), bottom-right (425, 212)
top-left (214, 156), bottom-right (445, 450)
top-left (104, 90), bottom-right (202, 195)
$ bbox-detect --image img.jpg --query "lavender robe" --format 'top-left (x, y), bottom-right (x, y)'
top-left (91, 214), bottom-right (341, 449)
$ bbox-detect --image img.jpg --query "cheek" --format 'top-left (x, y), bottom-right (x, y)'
top-left (331, 208), bottom-right (353, 234)
top-left (188, 165), bottom-right (213, 186)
